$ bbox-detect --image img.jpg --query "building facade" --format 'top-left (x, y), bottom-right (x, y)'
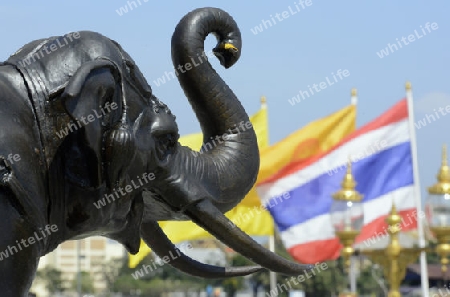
top-left (30, 237), bottom-right (125, 296)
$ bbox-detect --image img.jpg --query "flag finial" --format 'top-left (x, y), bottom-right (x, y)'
top-left (405, 81), bottom-right (412, 91)
top-left (351, 88), bottom-right (357, 105)
top-left (260, 96), bottom-right (267, 109)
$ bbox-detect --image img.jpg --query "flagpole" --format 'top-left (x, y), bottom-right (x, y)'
top-left (406, 81), bottom-right (430, 297)
top-left (269, 233), bottom-right (277, 292)
top-left (261, 95), bottom-right (277, 293)
top-left (349, 88), bottom-right (358, 294)
top-left (77, 240), bottom-right (82, 297)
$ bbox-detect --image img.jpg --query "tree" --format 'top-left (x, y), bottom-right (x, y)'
top-left (71, 271), bottom-right (95, 294)
top-left (357, 262), bottom-right (387, 296)
top-left (97, 257), bottom-right (125, 292)
top-left (218, 252), bottom-right (270, 297)
top-left (35, 266), bottom-right (65, 293)
top-left (115, 252), bottom-right (209, 295)
top-left (220, 254), bottom-right (248, 297)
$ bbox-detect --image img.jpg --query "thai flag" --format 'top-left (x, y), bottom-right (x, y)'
top-left (257, 99), bottom-right (419, 264)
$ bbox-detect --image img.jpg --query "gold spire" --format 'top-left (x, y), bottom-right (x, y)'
top-left (386, 203), bottom-right (401, 227)
top-left (405, 81), bottom-right (412, 91)
top-left (332, 159), bottom-right (363, 202)
top-left (260, 96), bottom-right (266, 104)
top-left (391, 202), bottom-right (397, 213)
top-left (428, 144), bottom-right (450, 195)
top-left (351, 88), bottom-right (357, 97)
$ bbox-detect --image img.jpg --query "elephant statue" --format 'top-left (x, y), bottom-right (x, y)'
top-left (0, 7), bottom-right (311, 295)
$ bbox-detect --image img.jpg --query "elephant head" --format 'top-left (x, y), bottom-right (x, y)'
top-left (127, 7), bottom-right (313, 277)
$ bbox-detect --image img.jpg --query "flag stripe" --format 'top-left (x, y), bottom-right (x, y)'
top-left (288, 238), bottom-right (341, 264)
top-left (359, 208), bottom-right (418, 244)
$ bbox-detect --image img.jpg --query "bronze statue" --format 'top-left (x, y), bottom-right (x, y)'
top-left (0, 7), bottom-right (311, 295)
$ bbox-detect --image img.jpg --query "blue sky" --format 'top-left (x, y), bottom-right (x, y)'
top-left (1, 1), bottom-right (449, 201)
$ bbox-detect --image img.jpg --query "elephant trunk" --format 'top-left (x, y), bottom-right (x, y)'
top-left (167, 7), bottom-right (259, 213)
top-left (141, 7), bottom-right (313, 277)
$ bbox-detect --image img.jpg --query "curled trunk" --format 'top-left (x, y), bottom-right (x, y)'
top-left (167, 7), bottom-right (259, 213)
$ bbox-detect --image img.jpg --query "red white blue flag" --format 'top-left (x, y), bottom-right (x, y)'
top-left (257, 99), bottom-right (419, 264)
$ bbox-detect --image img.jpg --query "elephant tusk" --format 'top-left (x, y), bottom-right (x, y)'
top-left (140, 220), bottom-right (263, 278)
top-left (184, 199), bottom-right (314, 276)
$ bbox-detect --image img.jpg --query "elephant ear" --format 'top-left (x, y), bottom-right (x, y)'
top-left (61, 59), bottom-right (134, 189)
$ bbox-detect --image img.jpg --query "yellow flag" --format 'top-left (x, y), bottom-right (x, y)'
top-left (177, 133), bottom-right (202, 151)
top-left (129, 104), bottom-right (270, 268)
top-left (257, 104), bottom-right (356, 185)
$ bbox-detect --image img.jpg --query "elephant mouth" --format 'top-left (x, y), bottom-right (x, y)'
top-left (142, 187), bottom-right (191, 221)
top-left (155, 133), bottom-right (177, 165)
